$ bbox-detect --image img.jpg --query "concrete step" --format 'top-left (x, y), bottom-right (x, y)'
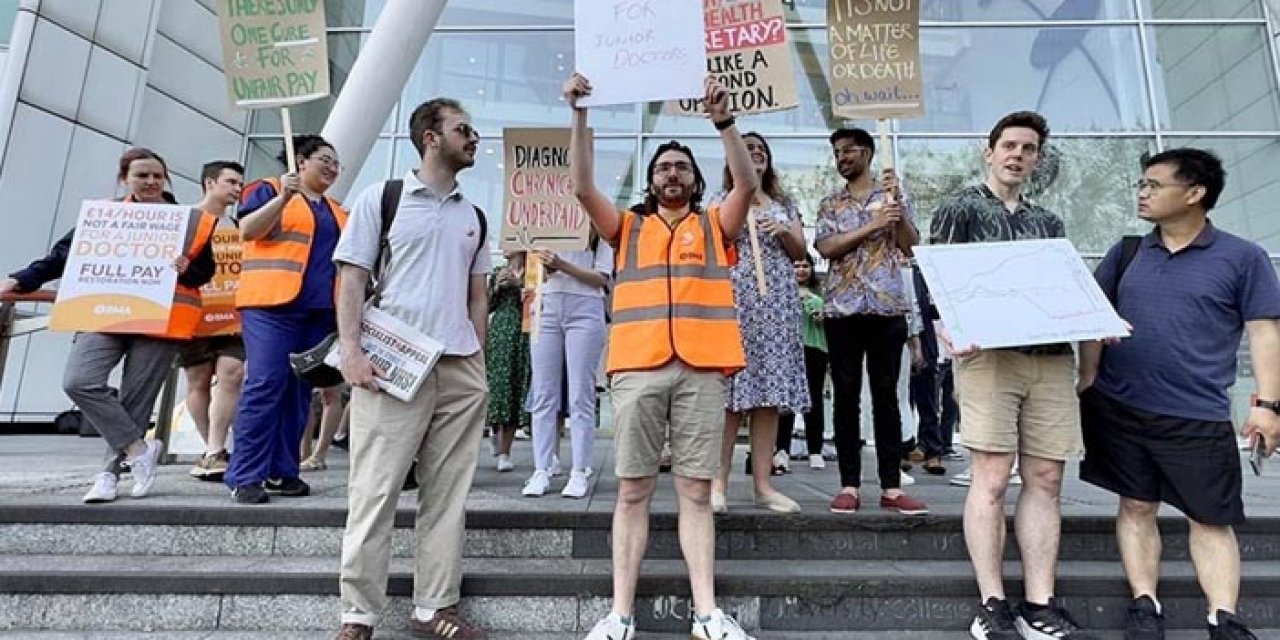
top-left (4, 556), bottom-right (1280, 633)
top-left (5, 504), bottom-right (1280, 562)
top-left (3, 633), bottom-right (1276, 640)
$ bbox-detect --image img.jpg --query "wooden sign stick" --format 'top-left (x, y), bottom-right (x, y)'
top-left (524, 254), bottom-right (544, 345)
top-left (282, 107), bottom-right (297, 172)
top-left (877, 118), bottom-right (896, 203)
top-left (747, 212), bottom-right (769, 295)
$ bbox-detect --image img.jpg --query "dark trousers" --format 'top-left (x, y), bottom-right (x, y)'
top-left (939, 360), bottom-right (959, 451)
top-left (826, 314), bottom-right (908, 489)
top-left (778, 346), bottom-right (830, 456)
top-left (910, 360), bottom-right (945, 458)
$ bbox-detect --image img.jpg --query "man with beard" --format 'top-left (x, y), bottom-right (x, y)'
top-left (930, 111), bottom-right (1096, 640)
top-left (332, 98), bottom-right (491, 640)
top-left (815, 127), bottom-right (927, 517)
top-left (565, 73), bottom-right (758, 640)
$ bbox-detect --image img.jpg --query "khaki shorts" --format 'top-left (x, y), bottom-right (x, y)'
top-left (954, 350), bottom-right (1081, 461)
top-left (176, 335), bottom-right (245, 369)
top-left (611, 360), bottom-right (725, 479)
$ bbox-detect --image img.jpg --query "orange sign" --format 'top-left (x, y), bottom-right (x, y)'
top-left (194, 224), bottom-right (242, 337)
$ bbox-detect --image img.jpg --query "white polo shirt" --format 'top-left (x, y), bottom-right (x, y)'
top-left (333, 171), bottom-right (492, 356)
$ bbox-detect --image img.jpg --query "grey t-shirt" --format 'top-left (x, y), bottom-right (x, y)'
top-left (333, 171), bottom-right (492, 356)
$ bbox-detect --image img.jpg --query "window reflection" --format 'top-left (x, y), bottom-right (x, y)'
top-left (1146, 26), bottom-right (1280, 131)
top-left (783, 0), bottom-right (1136, 23)
top-left (1141, 0), bottom-right (1262, 20)
top-left (1165, 137), bottom-right (1280, 252)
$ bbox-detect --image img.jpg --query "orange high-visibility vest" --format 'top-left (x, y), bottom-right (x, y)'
top-left (235, 178), bottom-right (348, 309)
top-left (156, 208), bottom-right (219, 340)
top-left (606, 206), bottom-right (746, 374)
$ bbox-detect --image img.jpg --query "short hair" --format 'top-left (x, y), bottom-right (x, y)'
top-left (642, 140), bottom-right (706, 214)
top-left (988, 111), bottom-right (1050, 149)
top-left (1142, 147), bottom-right (1227, 211)
top-left (276, 135), bottom-right (334, 170)
top-left (200, 160), bottom-right (244, 187)
top-left (829, 128), bottom-right (875, 158)
top-left (409, 98), bottom-right (467, 157)
top-left (118, 147), bottom-right (170, 183)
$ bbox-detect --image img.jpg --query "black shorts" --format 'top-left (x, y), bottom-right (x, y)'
top-left (1079, 388), bottom-right (1244, 526)
top-left (177, 336), bottom-right (246, 369)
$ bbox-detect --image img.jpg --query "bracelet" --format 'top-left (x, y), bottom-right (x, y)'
top-left (713, 117), bottom-right (736, 131)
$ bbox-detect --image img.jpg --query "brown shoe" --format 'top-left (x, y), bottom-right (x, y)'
top-left (335, 623), bottom-right (373, 640)
top-left (410, 606), bottom-right (487, 639)
top-left (923, 457), bottom-right (946, 475)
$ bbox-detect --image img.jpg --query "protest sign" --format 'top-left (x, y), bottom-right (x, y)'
top-left (50, 201), bottom-right (192, 334)
top-left (217, 0), bottom-right (330, 109)
top-left (671, 0), bottom-right (797, 116)
top-left (194, 223), bottom-right (242, 337)
top-left (501, 128), bottom-right (593, 253)
top-left (827, 0), bottom-right (923, 120)
top-left (323, 307), bottom-right (445, 402)
top-left (574, 0), bottom-right (706, 107)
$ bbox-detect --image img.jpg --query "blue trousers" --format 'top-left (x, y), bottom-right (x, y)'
top-left (225, 307), bottom-right (335, 488)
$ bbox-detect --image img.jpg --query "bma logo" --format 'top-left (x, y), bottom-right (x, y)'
top-left (678, 252), bottom-right (704, 261)
top-left (94, 305), bottom-right (131, 315)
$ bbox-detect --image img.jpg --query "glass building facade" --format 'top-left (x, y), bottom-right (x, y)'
top-left (245, 0), bottom-right (1280, 260)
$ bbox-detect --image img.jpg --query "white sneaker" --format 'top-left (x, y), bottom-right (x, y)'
top-left (584, 612), bottom-right (634, 640)
top-left (809, 454), bottom-right (826, 469)
top-left (83, 472), bottom-right (118, 503)
top-left (549, 454), bottom-right (563, 477)
top-left (514, 427), bottom-right (531, 440)
top-left (561, 469), bottom-right (590, 499)
top-left (128, 440), bottom-right (162, 498)
top-left (900, 470), bottom-right (916, 486)
top-left (691, 608), bottom-right (755, 640)
top-left (496, 454), bottom-right (514, 472)
top-left (522, 469), bottom-right (551, 497)
top-left (950, 467), bottom-right (973, 487)
top-left (772, 449), bottom-right (790, 473)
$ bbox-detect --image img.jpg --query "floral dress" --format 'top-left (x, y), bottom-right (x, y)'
top-left (485, 272), bottom-right (530, 429)
top-left (710, 193), bottom-right (811, 415)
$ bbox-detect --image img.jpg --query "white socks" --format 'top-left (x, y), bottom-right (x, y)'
top-left (415, 607), bottom-right (437, 622)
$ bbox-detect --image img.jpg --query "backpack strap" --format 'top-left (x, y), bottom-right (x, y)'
top-left (367, 179), bottom-right (403, 305)
top-left (1107, 234), bottom-right (1142, 305)
top-left (472, 205), bottom-right (488, 264)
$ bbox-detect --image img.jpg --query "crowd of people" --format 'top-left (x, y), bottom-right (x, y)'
top-left (2, 71), bottom-right (1277, 640)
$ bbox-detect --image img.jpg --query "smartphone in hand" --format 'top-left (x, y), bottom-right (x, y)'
top-left (1250, 435), bottom-right (1266, 476)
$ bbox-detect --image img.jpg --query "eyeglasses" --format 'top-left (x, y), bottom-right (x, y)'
top-left (1133, 178), bottom-right (1191, 194)
top-left (654, 161), bottom-right (694, 174)
top-left (439, 123), bottom-right (480, 140)
top-left (309, 155), bottom-right (342, 171)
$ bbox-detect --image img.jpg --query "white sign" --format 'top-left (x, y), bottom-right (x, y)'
top-left (574, 0), bottom-right (706, 107)
top-left (914, 239), bottom-right (1130, 350)
top-left (324, 306), bottom-right (445, 402)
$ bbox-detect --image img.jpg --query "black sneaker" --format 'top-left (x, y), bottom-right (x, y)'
top-left (1125, 596), bottom-right (1164, 640)
top-left (264, 477), bottom-right (310, 497)
top-left (1209, 611), bottom-right (1258, 640)
top-left (231, 484), bottom-right (269, 504)
top-left (1016, 599), bottom-right (1100, 639)
top-left (970, 597), bottom-right (1020, 640)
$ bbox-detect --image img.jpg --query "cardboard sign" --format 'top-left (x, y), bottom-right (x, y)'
top-left (574, 0), bottom-right (706, 107)
top-left (50, 201), bottom-right (191, 334)
top-left (827, 0), bottom-right (924, 119)
top-left (671, 0), bottom-right (797, 116)
top-left (194, 223), bottom-right (241, 337)
top-left (217, 0), bottom-right (331, 108)
top-left (501, 128), bottom-right (592, 252)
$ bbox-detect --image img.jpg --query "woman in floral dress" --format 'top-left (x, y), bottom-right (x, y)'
top-left (710, 132), bottom-right (811, 514)
top-left (486, 252), bottom-right (531, 472)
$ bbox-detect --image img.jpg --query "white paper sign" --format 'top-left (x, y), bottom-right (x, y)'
top-left (324, 306), bottom-right (445, 402)
top-left (914, 239), bottom-right (1130, 350)
top-left (574, 0), bottom-right (706, 107)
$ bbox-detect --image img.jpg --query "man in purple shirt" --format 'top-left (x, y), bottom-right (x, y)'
top-left (815, 127), bottom-right (927, 517)
top-left (1079, 148), bottom-right (1280, 640)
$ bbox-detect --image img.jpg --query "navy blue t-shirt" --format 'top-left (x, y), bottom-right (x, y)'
top-left (237, 181), bottom-right (340, 310)
top-left (1093, 223), bottom-right (1280, 422)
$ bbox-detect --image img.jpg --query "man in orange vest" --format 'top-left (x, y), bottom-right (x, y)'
top-left (566, 73), bottom-right (759, 640)
top-left (180, 161), bottom-right (245, 481)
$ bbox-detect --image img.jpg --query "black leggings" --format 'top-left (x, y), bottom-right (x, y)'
top-left (777, 346), bottom-right (830, 456)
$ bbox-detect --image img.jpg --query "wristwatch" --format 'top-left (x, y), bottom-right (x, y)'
top-left (1254, 398), bottom-right (1280, 415)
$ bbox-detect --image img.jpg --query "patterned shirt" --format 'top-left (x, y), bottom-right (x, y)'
top-left (815, 185), bottom-right (914, 318)
top-left (928, 183), bottom-right (1071, 355)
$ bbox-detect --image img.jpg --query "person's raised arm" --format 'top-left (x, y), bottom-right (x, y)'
top-left (565, 74), bottom-right (621, 244)
top-left (711, 79), bottom-right (757, 241)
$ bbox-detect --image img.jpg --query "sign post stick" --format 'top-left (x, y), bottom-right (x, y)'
top-left (524, 254), bottom-right (543, 345)
top-left (747, 212), bottom-right (769, 295)
top-left (877, 118), bottom-right (898, 204)
top-left (282, 107), bottom-right (297, 171)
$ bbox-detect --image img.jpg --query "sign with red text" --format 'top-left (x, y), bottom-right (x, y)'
top-left (827, 0), bottom-right (923, 119)
top-left (217, 0), bottom-right (331, 109)
top-left (194, 222), bottom-right (242, 337)
top-left (501, 128), bottom-right (592, 252)
top-left (574, 0), bottom-right (706, 107)
top-left (671, 0), bottom-right (797, 116)
top-left (51, 201), bottom-right (190, 334)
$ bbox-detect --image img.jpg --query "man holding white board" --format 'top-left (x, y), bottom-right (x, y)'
top-left (928, 112), bottom-right (1098, 640)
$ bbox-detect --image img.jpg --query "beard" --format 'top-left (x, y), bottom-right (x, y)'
top-left (654, 182), bottom-right (693, 208)
top-left (838, 163), bottom-right (866, 182)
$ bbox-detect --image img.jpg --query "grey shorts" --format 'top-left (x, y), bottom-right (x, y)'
top-left (610, 360), bottom-right (725, 479)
